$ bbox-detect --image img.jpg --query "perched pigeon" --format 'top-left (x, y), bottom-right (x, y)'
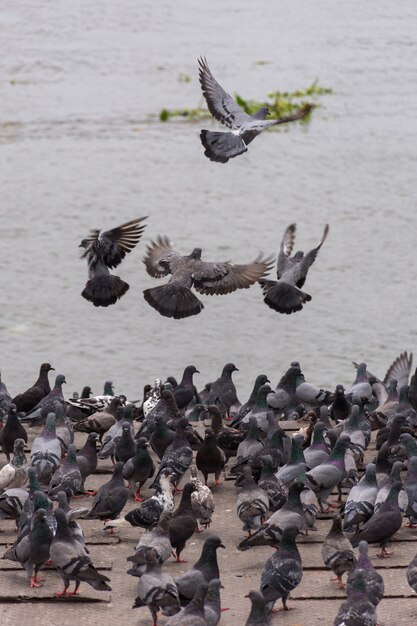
top-left (260, 526), bottom-right (303, 612)
top-left (12, 362), bottom-right (54, 414)
top-left (0, 487), bottom-right (29, 522)
top-left (1, 404), bottom-right (28, 461)
top-left (80, 216), bottom-right (147, 307)
top-left (204, 363), bottom-right (241, 416)
top-left (403, 456), bottom-right (417, 527)
top-left (190, 464), bottom-right (215, 530)
top-left (236, 466), bottom-right (269, 536)
top-left (165, 582), bottom-right (208, 626)
top-left (343, 463), bottom-right (378, 532)
top-left (244, 590), bottom-right (272, 626)
top-left (373, 460), bottom-right (407, 515)
top-left (258, 455), bottom-right (287, 512)
top-left (73, 395), bottom-right (122, 440)
top-left (174, 365), bottom-right (200, 410)
top-left (205, 404), bottom-right (244, 463)
top-left (143, 235), bottom-right (273, 319)
top-left (54, 402), bottom-right (74, 453)
top-left (150, 417), bottom-right (193, 490)
top-left (50, 508), bottom-right (111, 596)
top-left (231, 416), bottom-right (263, 472)
top-left (48, 443), bottom-right (83, 499)
top-left (330, 385), bottom-right (352, 422)
top-left (260, 223), bottom-right (329, 315)
top-left (30, 413), bottom-right (62, 484)
top-left (0, 438), bottom-right (28, 490)
top-left (98, 403), bottom-right (135, 460)
top-left (76, 432), bottom-right (99, 484)
top-left (127, 512), bottom-right (172, 577)
top-left (304, 422), bottom-right (330, 469)
top-left (333, 570), bottom-right (377, 626)
top-left (198, 57), bottom-right (312, 163)
top-left (347, 541), bottom-right (384, 606)
top-left (231, 374), bottom-right (270, 427)
top-left (168, 482), bottom-right (197, 562)
top-left (2, 508), bottom-right (54, 587)
top-left (114, 421), bottom-right (137, 465)
top-left (87, 461), bottom-right (128, 522)
top-left (123, 437), bottom-right (155, 501)
top-left (240, 384), bottom-right (275, 433)
top-left (275, 434), bottom-right (306, 485)
top-left (56, 491), bottom-right (88, 547)
top-left (322, 514), bottom-right (357, 589)
top-left (347, 363), bottom-right (373, 402)
top-left (305, 434), bottom-right (351, 511)
top-left (133, 547), bottom-right (181, 624)
top-left (204, 578), bottom-right (222, 626)
top-left (150, 415), bottom-right (175, 459)
top-left (21, 374), bottom-right (67, 424)
top-left (120, 470), bottom-right (174, 529)
top-left (175, 534), bottom-right (225, 604)
top-left (196, 427), bottom-right (225, 486)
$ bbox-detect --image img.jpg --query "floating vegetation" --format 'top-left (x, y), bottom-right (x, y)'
top-left (159, 81), bottom-right (331, 123)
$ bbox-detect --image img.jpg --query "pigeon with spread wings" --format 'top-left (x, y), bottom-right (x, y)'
top-left (198, 57), bottom-right (313, 163)
top-left (80, 217), bottom-right (147, 307)
top-left (259, 223), bottom-right (329, 314)
top-left (143, 236), bottom-right (274, 319)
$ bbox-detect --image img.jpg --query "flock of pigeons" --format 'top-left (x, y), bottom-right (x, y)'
top-left (1, 352), bottom-right (417, 625)
top-left (80, 59), bottom-right (326, 315)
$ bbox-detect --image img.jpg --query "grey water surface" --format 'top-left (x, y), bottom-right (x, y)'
top-left (1, 1), bottom-right (417, 400)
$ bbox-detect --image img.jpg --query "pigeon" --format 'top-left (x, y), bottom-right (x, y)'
top-left (150, 417), bottom-right (193, 490)
top-left (240, 384), bottom-right (275, 433)
top-left (244, 590), bottom-right (272, 626)
top-left (12, 362), bottom-right (54, 414)
top-left (231, 374), bottom-right (270, 427)
top-left (204, 363), bottom-right (240, 416)
top-left (137, 389), bottom-right (182, 440)
top-left (0, 438), bottom-right (28, 490)
top-left (79, 216), bottom-right (147, 307)
top-left (73, 395), bottom-right (122, 440)
top-left (343, 463), bottom-right (378, 532)
top-left (342, 405), bottom-right (367, 451)
top-left (123, 437), bottom-right (155, 501)
top-left (350, 481), bottom-right (403, 557)
top-left (65, 385), bottom-right (93, 422)
top-left (0, 487), bottom-right (29, 523)
top-left (164, 582), bottom-right (208, 626)
top-left (294, 371), bottom-right (333, 406)
top-left (174, 365), bottom-right (200, 410)
top-left (87, 461), bottom-right (128, 522)
top-left (260, 223), bottom-right (329, 314)
top-left (2, 508), bottom-right (54, 587)
top-left (399, 432), bottom-right (417, 461)
top-left (322, 514), bottom-right (357, 589)
top-left (114, 420), bottom-right (137, 465)
top-left (205, 404), bottom-right (244, 463)
top-left (175, 534), bottom-right (225, 604)
top-left (330, 385), bottom-right (352, 422)
top-left (347, 363), bottom-right (373, 402)
top-left (149, 416), bottom-right (176, 460)
top-left (238, 481), bottom-right (306, 550)
top-left (68, 381), bottom-right (117, 417)
top-left (30, 413), bottom-right (62, 484)
top-left (56, 491), bottom-right (88, 546)
top-left (333, 570), bottom-right (377, 626)
top-left (373, 460), bottom-right (407, 515)
top-left (0, 371), bottom-right (12, 415)
top-left (1, 404), bottom-right (28, 461)
top-left (403, 456), bottom-right (417, 526)
top-left (303, 422), bottom-right (330, 468)
top-left (143, 235), bottom-right (273, 319)
top-left (236, 466), bottom-right (269, 536)
top-left (231, 416), bottom-right (263, 471)
top-left (168, 482), bottom-right (197, 562)
top-left (198, 57), bottom-right (312, 163)
top-left (406, 551), bottom-right (417, 594)
top-left (127, 512), bottom-right (172, 577)
top-left (48, 443), bottom-right (83, 499)
top-left (50, 508), bottom-right (112, 596)
top-left (76, 431), bottom-right (99, 484)
top-left (115, 470), bottom-right (174, 529)
top-left (21, 374), bottom-right (67, 424)
top-left (189, 464), bottom-right (215, 530)
top-left (305, 434), bottom-right (351, 511)
top-left (258, 455), bottom-right (287, 512)
top-left (347, 541), bottom-right (384, 606)
top-left (133, 547), bottom-right (181, 624)
top-left (98, 403), bottom-right (135, 460)
top-left (196, 427), bottom-right (225, 486)
top-left (260, 526), bottom-right (303, 613)
top-left (204, 578), bottom-right (222, 626)
top-left (54, 402), bottom-right (74, 453)
top-left (275, 434), bottom-right (306, 485)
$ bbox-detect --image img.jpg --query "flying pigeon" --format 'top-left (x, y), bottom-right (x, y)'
top-left (80, 216), bottom-right (147, 307)
top-left (259, 223), bottom-right (329, 314)
top-left (143, 236), bottom-right (273, 319)
top-left (198, 57), bottom-right (312, 163)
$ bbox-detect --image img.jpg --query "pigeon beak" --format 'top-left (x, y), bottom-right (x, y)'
top-left (219, 542), bottom-right (225, 549)
top-left (50, 367), bottom-right (55, 371)
top-left (266, 378), bottom-right (270, 383)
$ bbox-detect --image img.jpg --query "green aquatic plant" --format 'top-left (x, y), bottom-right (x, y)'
top-left (158, 80), bottom-right (331, 122)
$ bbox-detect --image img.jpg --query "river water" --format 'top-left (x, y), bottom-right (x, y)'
top-left (1, 1), bottom-right (417, 401)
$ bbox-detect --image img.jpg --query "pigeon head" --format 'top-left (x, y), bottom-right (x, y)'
top-left (206, 578), bottom-right (222, 600)
top-left (204, 427), bottom-right (215, 440)
top-left (293, 251), bottom-right (304, 260)
top-left (56, 491), bottom-right (69, 511)
top-left (79, 238), bottom-right (89, 249)
top-left (203, 534), bottom-right (225, 550)
top-left (136, 437), bottom-right (150, 449)
top-left (54, 374), bottom-right (66, 387)
top-left (87, 432), bottom-right (99, 442)
top-left (121, 421), bottom-right (131, 433)
top-left (67, 443), bottom-right (78, 464)
top-left (184, 365), bottom-right (200, 376)
top-left (223, 363), bottom-right (239, 374)
top-left (190, 247), bottom-right (202, 259)
top-left (104, 381), bottom-right (114, 395)
top-left (81, 386), bottom-right (92, 397)
top-left (13, 437), bottom-right (25, 453)
top-left (41, 363), bottom-right (55, 372)
top-left (335, 384), bottom-right (345, 395)
top-left (175, 416), bottom-right (189, 432)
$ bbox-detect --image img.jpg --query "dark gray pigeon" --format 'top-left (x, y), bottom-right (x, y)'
top-left (0, 487), bottom-right (29, 523)
top-left (164, 582), bottom-right (208, 626)
top-left (168, 482), bottom-right (197, 563)
top-left (2, 507), bottom-right (54, 587)
top-left (174, 365), bottom-right (200, 410)
top-left (196, 427), bottom-right (225, 486)
top-left (347, 541), bottom-right (384, 606)
top-left (204, 363), bottom-right (240, 416)
top-left (259, 223), bottom-right (329, 314)
top-left (175, 534), bottom-right (225, 605)
top-left (123, 437), bottom-right (155, 501)
top-left (87, 461), bottom-right (128, 522)
top-left (1, 404), bottom-right (28, 461)
top-left (80, 216), bottom-right (147, 307)
top-left (333, 570), bottom-right (377, 626)
top-left (231, 374), bottom-right (270, 427)
top-left (50, 508), bottom-right (111, 596)
top-left (404, 455), bottom-right (417, 526)
top-left (143, 236), bottom-right (273, 319)
top-left (235, 466), bottom-right (269, 536)
top-left (322, 514), bottom-right (357, 589)
top-left (114, 420), bottom-right (137, 465)
top-left (260, 526), bottom-right (303, 612)
top-left (204, 578), bottom-right (222, 626)
top-left (12, 362), bottom-right (54, 414)
top-left (56, 491), bottom-right (88, 546)
top-left (21, 374), bottom-right (66, 424)
top-left (198, 57), bottom-right (312, 163)
top-left (149, 415), bottom-right (175, 459)
top-left (305, 434), bottom-right (351, 511)
top-left (133, 547), bottom-right (181, 622)
top-left (150, 417), bottom-right (193, 490)
top-left (244, 590), bottom-right (272, 626)
top-left (407, 550), bottom-right (417, 594)
top-left (48, 443), bottom-right (83, 499)
top-left (76, 431), bottom-right (99, 485)
top-left (258, 455), bottom-right (287, 512)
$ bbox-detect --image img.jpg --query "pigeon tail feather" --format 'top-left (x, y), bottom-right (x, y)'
top-left (200, 130), bottom-right (247, 163)
top-left (143, 284), bottom-right (204, 319)
top-left (82, 275), bottom-right (129, 307)
top-left (260, 281), bottom-right (311, 314)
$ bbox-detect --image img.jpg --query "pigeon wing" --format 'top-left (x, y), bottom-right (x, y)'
top-left (277, 224), bottom-right (297, 279)
top-left (192, 255), bottom-right (274, 295)
top-left (383, 351), bottom-right (413, 389)
top-left (198, 57), bottom-right (252, 129)
top-left (81, 217), bottom-right (147, 269)
top-left (143, 236), bottom-right (181, 277)
top-left (291, 224), bottom-right (329, 288)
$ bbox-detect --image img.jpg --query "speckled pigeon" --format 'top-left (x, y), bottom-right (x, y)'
top-left (322, 514), bottom-right (357, 589)
top-left (235, 466), bottom-right (269, 536)
top-left (333, 570), bottom-right (377, 626)
top-left (48, 443), bottom-right (83, 499)
top-left (198, 57), bottom-right (312, 163)
top-left (347, 541), bottom-right (384, 606)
